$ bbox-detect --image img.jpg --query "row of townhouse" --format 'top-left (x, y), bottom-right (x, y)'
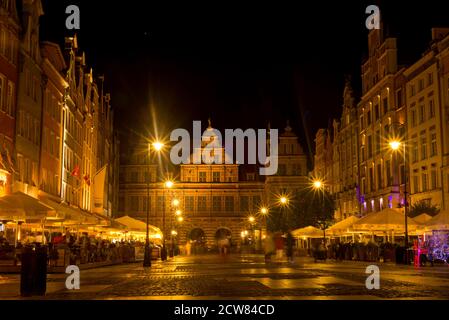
top-left (314, 25), bottom-right (449, 221)
top-left (0, 0), bottom-right (119, 218)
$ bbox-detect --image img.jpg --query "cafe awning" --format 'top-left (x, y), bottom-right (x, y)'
top-left (39, 197), bottom-right (100, 226)
top-left (353, 208), bottom-right (418, 232)
top-left (0, 192), bottom-right (56, 221)
top-left (292, 226), bottom-right (324, 238)
top-left (425, 210), bottom-right (449, 231)
top-left (327, 216), bottom-right (359, 236)
top-left (115, 215), bottom-right (163, 237)
top-left (413, 213), bottom-right (433, 224)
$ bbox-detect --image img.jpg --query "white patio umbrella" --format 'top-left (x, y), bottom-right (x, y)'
top-left (292, 226), bottom-right (324, 238)
top-left (327, 216), bottom-right (359, 236)
top-left (424, 210), bottom-right (449, 231)
top-left (353, 208), bottom-right (419, 233)
top-left (413, 213), bottom-right (433, 225)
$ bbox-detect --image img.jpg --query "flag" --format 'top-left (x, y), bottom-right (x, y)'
top-left (83, 174), bottom-right (91, 186)
top-left (71, 165), bottom-right (80, 177)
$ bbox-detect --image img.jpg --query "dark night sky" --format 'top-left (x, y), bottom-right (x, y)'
top-left (39, 0), bottom-right (449, 164)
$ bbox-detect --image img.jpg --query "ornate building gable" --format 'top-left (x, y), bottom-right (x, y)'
top-left (20, 0), bottom-right (43, 64)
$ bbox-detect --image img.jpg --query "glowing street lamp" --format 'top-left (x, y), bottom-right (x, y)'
top-left (144, 141), bottom-right (165, 267)
top-left (165, 180), bottom-right (174, 189)
top-left (260, 207), bottom-right (268, 215)
top-left (279, 196), bottom-right (289, 206)
top-left (389, 138), bottom-right (409, 262)
top-left (172, 199), bottom-right (180, 207)
top-left (152, 141), bottom-right (164, 152)
top-left (177, 216), bottom-right (183, 223)
top-left (313, 180), bottom-right (323, 190)
top-left (175, 209), bottom-right (182, 216)
top-left (248, 216), bottom-right (255, 223)
top-left (389, 140), bottom-right (401, 151)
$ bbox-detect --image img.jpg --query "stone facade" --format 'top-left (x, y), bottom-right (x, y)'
top-left (118, 123), bottom-right (309, 248)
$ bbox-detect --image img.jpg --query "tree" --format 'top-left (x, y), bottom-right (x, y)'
top-left (409, 202), bottom-right (440, 218)
top-left (267, 188), bottom-right (335, 233)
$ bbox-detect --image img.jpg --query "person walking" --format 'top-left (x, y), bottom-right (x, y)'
top-left (274, 233), bottom-right (284, 261)
top-left (264, 232), bottom-right (275, 263)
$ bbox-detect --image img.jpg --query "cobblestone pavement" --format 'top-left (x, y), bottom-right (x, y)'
top-left (1, 254), bottom-right (449, 300)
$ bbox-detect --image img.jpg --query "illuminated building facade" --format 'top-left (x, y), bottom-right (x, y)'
top-left (0, 0), bottom-right (19, 197)
top-left (118, 123), bottom-right (309, 248)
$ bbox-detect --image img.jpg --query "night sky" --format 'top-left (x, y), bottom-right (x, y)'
top-left (39, 0), bottom-right (449, 164)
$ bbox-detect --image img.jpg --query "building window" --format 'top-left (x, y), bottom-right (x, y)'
top-left (411, 108), bottom-right (417, 127)
top-left (386, 160), bottom-right (392, 186)
top-left (377, 164), bottom-right (382, 189)
top-left (422, 172), bottom-right (428, 192)
top-left (431, 169), bottom-right (437, 190)
top-left (429, 99), bottom-right (435, 118)
top-left (185, 196), bottom-right (194, 212)
top-left (419, 104), bottom-right (426, 123)
top-left (212, 172), bottom-right (220, 183)
top-left (6, 81), bottom-right (14, 116)
top-left (421, 133), bottom-right (427, 160)
top-left (374, 104), bottom-right (380, 121)
top-left (383, 98), bottom-right (388, 114)
top-left (413, 176), bottom-right (419, 194)
top-left (428, 73), bottom-right (434, 86)
top-left (367, 136), bottom-right (373, 159)
top-left (199, 172), bottom-right (206, 182)
top-left (396, 89), bottom-right (402, 108)
top-left (252, 196), bottom-right (261, 208)
top-left (369, 167), bottom-right (374, 192)
top-left (430, 132), bottom-right (437, 157)
top-left (246, 173), bottom-right (255, 181)
top-left (367, 110), bottom-right (372, 126)
top-left (225, 196), bottom-right (234, 212)
top-left (198, 196), bottom-right (207, 211)
top-left (212, 196), bottom-right (221, 212)
top-left (418, 79), bottom-right (424, 91)
top-left (410, 84), bottom-right (416, 97)
top-left (240, 196), bottom-right (249, 212)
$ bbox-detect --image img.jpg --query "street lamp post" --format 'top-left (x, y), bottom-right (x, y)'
top-left (313, 179), bottom-right (326, 242)
top-left (143, 150), bottom-right (152, 267)
top-left (278, 196), bottom-right (289, 232)
top-left (389, 140), bottom-right (409, 263)
top-left (162, 180), bottom-right (174, 261)
top-left (143, 142), bottom-right (164, 267)
top-left (260, 207), bottom-right (268, 250)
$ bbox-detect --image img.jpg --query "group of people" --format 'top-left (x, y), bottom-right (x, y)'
top-left (264, 231), bottom-right (295, 263)
top-left (217, 237), bottom-right (231, 256)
